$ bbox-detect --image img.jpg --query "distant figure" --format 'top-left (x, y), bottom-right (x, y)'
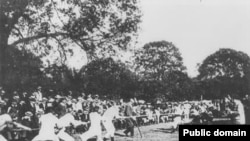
top-left (33, 86), bottom-right (43, 102)
top-left (171, 104), bottom-right (183, 131)
top-left (242, 94), bottom-right (250, 124)
top-left (231, 99), bottom-right (246, 125)
top-left (123, 99), bottom-right (135, 137)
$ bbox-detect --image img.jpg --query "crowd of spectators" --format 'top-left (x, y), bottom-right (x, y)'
top-left (0, 86), bottom-right (249, 141)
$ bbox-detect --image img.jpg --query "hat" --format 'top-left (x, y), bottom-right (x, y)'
top-left (0, 100), bottom-right (6, 105)
top-left (55, 95), bottom-right (62, 99)
top-left (20, 101), bottom-right (25, 105)
top-left (49, 98), bottom-right (55, 102)
top-left (37, 109), bottom-right (44, 115)
top-left (67, 101), bottom-right (72, 105)
top-left (42, 97), bottom-right (48, 101)
top-left (13, 95), bottom-right (20, 99)
top-left (77, 97), bottom-right (83, 101)
top-left (25, 111), bottom-right (33, 117)
top-left (72, 99), bottom-right (77, 103)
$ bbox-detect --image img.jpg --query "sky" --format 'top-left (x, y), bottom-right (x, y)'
top-left (137, 0), bottom-right (250, 77)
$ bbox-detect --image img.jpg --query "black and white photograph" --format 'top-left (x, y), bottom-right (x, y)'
top-left (0, 0), bottom-right (250, 141)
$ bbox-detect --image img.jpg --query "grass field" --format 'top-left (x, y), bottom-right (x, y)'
top-left (114, 123), bottom-right (178, 141)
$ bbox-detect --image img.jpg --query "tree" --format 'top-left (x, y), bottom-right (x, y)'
top-left (3, 47), bottom-right (44, 90)
top-left (198, 48), bottom-right (250, 98)
top-left (0, 0), bottom-right (141, 85)
top-left (135, 40), bottom-right (186, 81)
top-left (43, 64), bottom-right (74, 91)
top-left (80, 57), bottom-right (138, 99)
top-left (163, 70), bottom-right (193, 101)
top-left (134, 40), bottom-right (187, 100)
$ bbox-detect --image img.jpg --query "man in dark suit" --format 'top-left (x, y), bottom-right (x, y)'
top-left (123, 99), bottom-right (135, 137)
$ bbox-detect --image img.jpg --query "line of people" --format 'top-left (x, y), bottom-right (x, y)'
top-left (1, 86), bottom-right (249, 141)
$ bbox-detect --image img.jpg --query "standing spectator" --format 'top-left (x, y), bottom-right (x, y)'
top-left (33, 86), bottom-right (43, 102)
top-left (0, 89), bottom-right (5, 101)
top-left (39, 98), bottom-right (47, 112)
top-left (76, 97), bottom-right (84, 112)
top-left (171, 104), bottom-right (183, 132)
top-left (20, 92), bottom-right (29, 103)
top-left (7, 101), bottom-right (20, 121)
top-left (154, 107), bottom-right (161, 124)
top-left (231, 99), bottom-right (246, 124)
top-left (242, 94), bottom-right (250, 124)
top-left (123, 99), bottom-right (135, 137)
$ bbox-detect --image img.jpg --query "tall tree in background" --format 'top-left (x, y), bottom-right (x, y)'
top-left (135, 40), bottom-right (186, 81)
top-left (163, 70), bottom-right (193, 101)
top-left (135, 40), bottom-right (187, 100)
top-left (198, 48), bottom-right (250, 99)
top-left (0, 0), bottom-right (141, 85)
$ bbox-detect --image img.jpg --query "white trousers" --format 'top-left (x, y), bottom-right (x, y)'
top-left (57, 128), bottom-right (75, 141)
top-left (80, 128), bottom-right (102, 141)
top-left (103, 119), bottom-right (115, 138)
top-left (172, 116), bottom-right (182, 129)
top-left (0, 134), bottom-right (7, 141)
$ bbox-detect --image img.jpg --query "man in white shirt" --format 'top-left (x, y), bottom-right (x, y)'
top-left (80, 106), bottom-right (103, 141)
top-left (0, 114), bottom-right (12, 141)
top-left (57, 108), bottom-right (87, 141)
top-left (33, 86), bottom-right (43, 102)
top-left (32, 108), bottom-right (59, 141)
top-left (102, 101), bottom-right (120, 141)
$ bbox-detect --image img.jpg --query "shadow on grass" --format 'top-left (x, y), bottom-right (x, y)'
top-left (152, 128), bottom-right (177, 134)
top-left (115, 132), bottom-right (127, 137)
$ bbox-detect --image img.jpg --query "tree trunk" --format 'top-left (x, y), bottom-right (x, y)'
top-left (0, 30), bottom-right (9, 86)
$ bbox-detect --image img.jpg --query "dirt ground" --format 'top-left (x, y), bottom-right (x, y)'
top-left (114, 123), bottom-right (178, 141)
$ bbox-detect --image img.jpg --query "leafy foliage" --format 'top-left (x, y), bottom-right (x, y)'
top-left (80, 57), bottom-right (138, 99)
top-left (198, 48), bottom-right (250, 98)
top-left (134, 40), bottom-right (189, 101)
top-left (0, 0), bottom-right (142, 84)
top-left (135, 40), bottom-right (186, 81)
top-left (3, 47), bottom-right (44, 90)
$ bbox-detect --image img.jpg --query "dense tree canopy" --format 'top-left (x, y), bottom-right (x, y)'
top-left (134, 40), bottom-right (189, 101)
top-left (0, 0), bottom-right (141, 85)
top-left (135, 40), bottom-right (186, 81)
top-left (198, 48), bottom-right (250, 98)
top-left (80, 57), bottom-right (138, 99)
top-left (4, 47), bottom-right (44, 90)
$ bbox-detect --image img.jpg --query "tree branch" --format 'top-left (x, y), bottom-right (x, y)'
top-left (13, 26), bottom-right (24, 39)
top-left (9, 32), bottom-right (68, 46)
